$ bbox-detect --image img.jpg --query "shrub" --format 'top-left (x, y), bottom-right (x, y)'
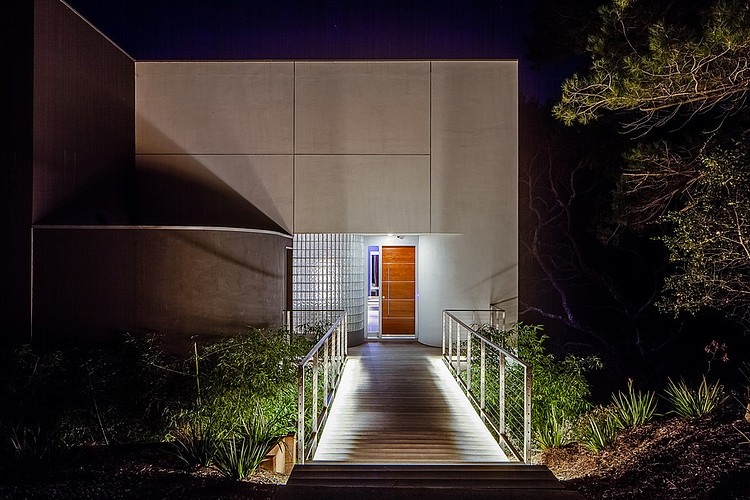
top-left (0, 334), bottom-right (192, 451)
top-left (664, 375), bottom-right (726, 418)
top-left (473, 324), bottom-right (601, 451)
top-left (513, 324), bottom-right (602, 446)
top-left (200, 327), bottom-right (312, 400)
top-left (212, 406), bottom-right (287, 480)
top-left (534, 407), bottom-right (573, 450)
top-left (164, 326), bottom-right (309, 476)
top-left (610, 380), bottom-right (657, 430)
top-left (169, 410), bottom-right (219, 467)
top-left (1, 425), bottom-right (62, 478)
top-left (578, 406), bottom-right (618, 453)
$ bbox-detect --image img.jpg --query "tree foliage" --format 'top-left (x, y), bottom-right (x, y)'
top-left (554, 0), bottom-right (750, 325)
top-left (658, 142), bottom-right (750, 323)
top-left (554, 0), bottom-right (750, 133)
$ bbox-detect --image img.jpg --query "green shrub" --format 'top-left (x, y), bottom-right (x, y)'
top-left (471, 324), bottom-right (601, 451)
top-left (0, 334), bottom-right (192, 450)
top-left (578, 406), bottom-right (618, 453)
top-left (610, 380), bottom-right (657, 430)
top-left (200, 327), bottom-right (312, 400)
top-left (664, 376), bottom-right (726, 418)
top-left (164, 326), bottom-right (310, 476)
top-left (212, 406), bottom-right (287, 480)
top-left (169, 410), bottom-right (219, 467)
top-left (1, 425), bottom-right (63, 477)
top-left (513, 324), bottom-right (602, 446)
top-left (534, 407), bottom-right (573, 450)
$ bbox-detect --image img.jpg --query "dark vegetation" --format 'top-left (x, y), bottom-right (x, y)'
top-left (0, 328), bottom-right (315, 494)
top-left (520, 1), bottom-right (750, 496)
top-left (4, 0), bottom-right (750, 496)
top-left (0, 324), bottom-right (747, 498)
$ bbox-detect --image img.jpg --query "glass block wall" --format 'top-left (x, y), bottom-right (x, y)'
top-left (292, 234), bottom-right (365, 334)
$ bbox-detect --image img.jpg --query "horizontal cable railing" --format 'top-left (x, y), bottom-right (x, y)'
top-left (288, 309), bottom-right (348, 463)
top-left (442, 310), bottom-right (531, 463)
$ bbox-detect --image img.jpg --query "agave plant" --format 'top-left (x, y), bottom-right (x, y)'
top-left (577, 406), bottom-right (618, 453)
top-left (169, 411), bottom-right (218, 467)
top-left (212, 405), bottom-right (286, 480)
top-left (664, 376), bottom-right (726, 419)
top-left (610, 380), bottom-right (657, 430)
top-left (535, 407), bottom-right (573, 450)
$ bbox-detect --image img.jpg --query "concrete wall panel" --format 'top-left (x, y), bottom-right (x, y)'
top-left (136, 154), bottom-right (293, 233)
top-left (295, 155), bottom-right (430, 233)
top-left (295, 62), bottom-right (430, 154)
top-left (32, 227), bottom-right (291, 350)
top-left (418, 61), bottom-right (518, 345)
top-left (136, 62), bottom-right (294, 155)
top-left (33, 0), bottom-right (135, 224)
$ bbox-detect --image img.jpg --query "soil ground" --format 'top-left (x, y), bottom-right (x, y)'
top-left (542, 401), bottom-right (750, 499)
top-left (2, 403), bottom-right (749, 499)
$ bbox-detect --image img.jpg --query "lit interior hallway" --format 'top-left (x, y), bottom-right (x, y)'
top-left (313, 341), bottom-right (509, 463)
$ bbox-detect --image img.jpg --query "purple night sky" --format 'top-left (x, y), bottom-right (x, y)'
top-left (64, 0), bottom-right (570, 102)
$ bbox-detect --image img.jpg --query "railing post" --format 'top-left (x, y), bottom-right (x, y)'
top-left (442, 312), bottom-right (446, 358)
top-left (454, 324), bottom-right (461, 379)
top-left (297, 364), bottom-right (305, 464)
top-left (498, 351), bottom-right (506, 441)
top-left (447, 317), bottom-right (453, 373)
top-left (336, 319), bottom-right (342, 376)
top-left (524, 365), bottom-right (532, 463)
top-left (480, 340), bottom-right (486, 422)
top-left (311, 350), bottom-right (319, 455)
top-left (465, 327), bottom-right (472, 393)
top-left (323, 337), bottom-right (330, 408)
top-left (343, 314), bottom-right (348, 357)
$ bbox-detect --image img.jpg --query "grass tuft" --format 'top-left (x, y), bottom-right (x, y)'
top-left (664, 375), bottom-right (726, 419)
top-left (610, 380), bottom-right (657, 430)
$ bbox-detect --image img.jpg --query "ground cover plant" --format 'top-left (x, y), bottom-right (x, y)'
top-left (0, 326), bottom-right (315, 483)
top-left (537, 334), bottom-right (750, 497)
top-left (472, 323), bottom-right (602, 452)
top-left (0, 333), bottom-right (190, 478)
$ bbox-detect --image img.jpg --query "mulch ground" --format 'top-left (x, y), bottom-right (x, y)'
top-left (0, 443), bottom-right (284, 499)
top-left (541, 401), bottom-right (750, 499)
top-left (2, 403), bottom-right (749, 499)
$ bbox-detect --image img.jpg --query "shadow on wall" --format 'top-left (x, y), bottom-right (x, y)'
top-left (34, 165), bottom-right (135, 225)
top-left (134, 162), bottom-right (286, 233)
top-left (134, 108), bottom-right (291, 234)
top-left (37, 129), bottom-right (287, 235)
top-left (31, 227), bottom-right (289, 352)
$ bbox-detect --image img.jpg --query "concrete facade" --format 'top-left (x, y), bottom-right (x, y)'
top-left (32, 227), bottom-right (290, 348)
top-left (135, 60), bottom-right (518, 347)
top-left (7, 1), bottom-right (518, 348)
top-left (17, 1), bottom-right (292, 347)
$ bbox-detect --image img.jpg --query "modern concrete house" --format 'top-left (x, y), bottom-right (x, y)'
top-left (4, 0), bottom-right (518, 349)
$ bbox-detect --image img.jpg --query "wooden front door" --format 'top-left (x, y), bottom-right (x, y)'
top-left (381, 246), bottom-right (415, 335)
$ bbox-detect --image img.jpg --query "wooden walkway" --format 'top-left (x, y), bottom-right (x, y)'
top-left (313, 341), bottom-right (508, 463)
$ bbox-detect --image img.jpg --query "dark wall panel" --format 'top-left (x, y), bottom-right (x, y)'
top-left (1, 1), bottom-right (34, 342)
top-left (33, 0), bottom-right (135, 225)
top-left (32, 228), bottom-right (290, 350)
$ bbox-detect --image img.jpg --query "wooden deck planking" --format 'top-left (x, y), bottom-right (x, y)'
top-left (313, 341), bottom-right (508, 463)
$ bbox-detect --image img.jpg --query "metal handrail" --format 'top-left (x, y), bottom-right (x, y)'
top-left (294, 309), bottom-right (348, 463)
top-left (442, 309), bottom-right (532, 463)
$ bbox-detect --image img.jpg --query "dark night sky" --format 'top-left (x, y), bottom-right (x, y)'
top-left (63, 0), bottom-right (572, 102)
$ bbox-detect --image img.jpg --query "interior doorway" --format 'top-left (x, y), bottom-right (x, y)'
top-left (381, 246), bottom-right (415, 336)
top-left (365, 237), bottom-right (418, 339)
